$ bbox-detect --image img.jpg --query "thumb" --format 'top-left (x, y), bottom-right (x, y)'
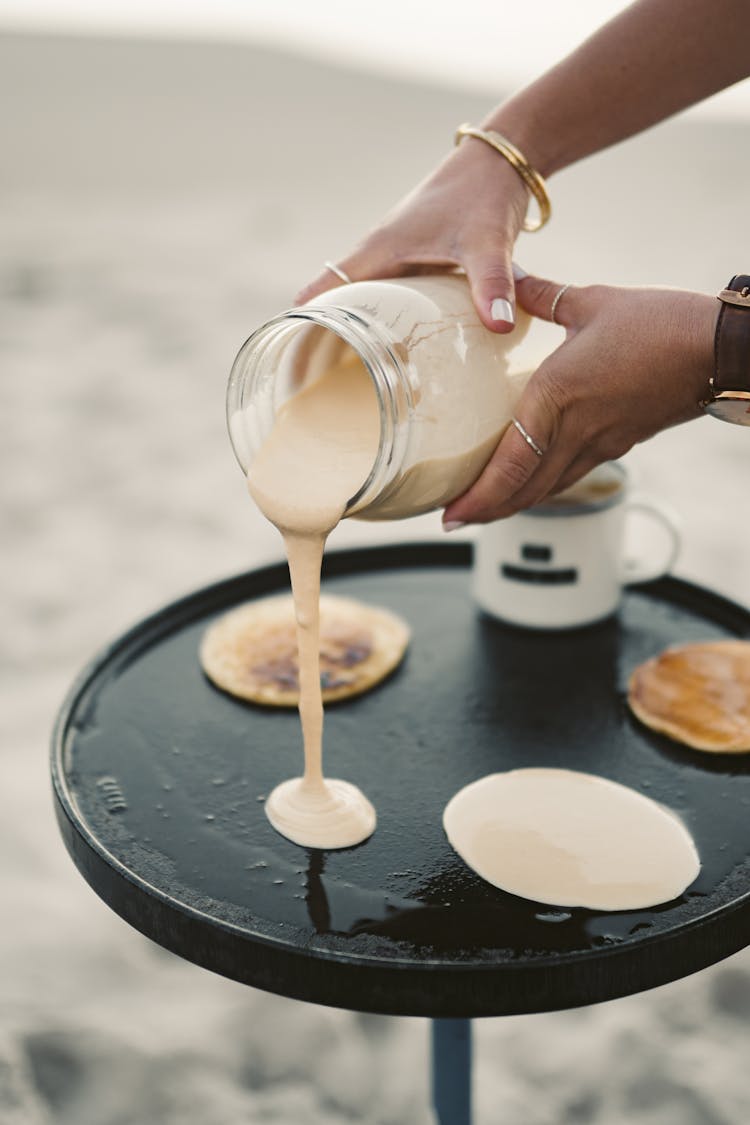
top-left (514, 270), bottom-right (577, 328)
top-left (463, 243), bottom-right (516, 333)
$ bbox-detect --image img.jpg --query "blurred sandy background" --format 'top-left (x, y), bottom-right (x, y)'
top-left (2, 19), bottom-right (749, 1125)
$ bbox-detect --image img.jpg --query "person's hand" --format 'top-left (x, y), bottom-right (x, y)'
top-left (295, 137), bottom-right (531, 332)
top-left (442, 273), bottom-right (717, 527)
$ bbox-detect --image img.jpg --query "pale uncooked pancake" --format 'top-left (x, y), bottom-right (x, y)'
top-left (200, 593), bottom-right (410, 707)
top-left (443, 768), bottom-right (700, 911)
top-left (628, 640), bottom-right (750, 753)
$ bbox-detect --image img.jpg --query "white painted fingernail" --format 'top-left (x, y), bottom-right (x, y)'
top-left (512, 262), bottom-right (528, 280)
top-left (443, 520), bottom-right (466, 533)
top-left (490, 298), bottom-right (514, 324)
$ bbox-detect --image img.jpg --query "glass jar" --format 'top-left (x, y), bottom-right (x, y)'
top-left (227, 275), bottom-right (560, 521)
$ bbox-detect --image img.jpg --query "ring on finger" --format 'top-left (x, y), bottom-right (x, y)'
top-left (323, 260), bottom-right (352, 284)
top-left (512, 416), bottom-right (545, 458)
top-left (550, 283), bottom-right (571, 325)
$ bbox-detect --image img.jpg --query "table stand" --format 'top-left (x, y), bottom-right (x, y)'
top-left (432, 1018), bottom-right (472, 1125)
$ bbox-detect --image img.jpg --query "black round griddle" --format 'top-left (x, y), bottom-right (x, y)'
top-left (51, 543), bottom-right (750, 1017)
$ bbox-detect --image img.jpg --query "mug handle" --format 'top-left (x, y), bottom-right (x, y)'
top-left (621, 498), bottom-right (682, 585)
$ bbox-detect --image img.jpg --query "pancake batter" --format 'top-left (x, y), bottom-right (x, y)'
top-left (248, 349), bottom-right (380, 847)
top-left (443, 768), bottom-right (700, 910)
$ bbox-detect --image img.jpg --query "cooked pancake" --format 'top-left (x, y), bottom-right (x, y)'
top-left (200, 593), bottom-right (410, 706)
top-left (628, 640), bottom-right (750, 753)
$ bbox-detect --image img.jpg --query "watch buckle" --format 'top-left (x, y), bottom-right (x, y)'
top-left (718, 286), bottom-right (750, 308)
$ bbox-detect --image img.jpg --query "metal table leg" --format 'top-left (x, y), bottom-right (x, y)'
top-left (431, 1017), bottom-right (472, 1125)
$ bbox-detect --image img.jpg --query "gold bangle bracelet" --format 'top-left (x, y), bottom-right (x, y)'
top-left (454, 123), bottom-right (551, 232)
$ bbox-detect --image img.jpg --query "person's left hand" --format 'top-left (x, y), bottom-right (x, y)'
top-left (442, 272), bottom-right (717, 527)
top-left (294, 137), bottom-right (530, 332)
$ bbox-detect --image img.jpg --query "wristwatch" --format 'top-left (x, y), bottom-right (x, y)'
top-left (704, 274), bottom-right (750, 425)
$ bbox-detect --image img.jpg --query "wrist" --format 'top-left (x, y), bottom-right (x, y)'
top-left (481, 100), bottom-right (560, 180)
top-left (442, 132), bottom-right (532, 211)
top-left (703, 276), bottom-right (750, 425)
top-left (453, 124), bottom-right (550, 232)
top-left (685, 292), bottom-right (718, 410)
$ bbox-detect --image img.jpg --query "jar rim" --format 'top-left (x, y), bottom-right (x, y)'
top-left (227, 303), bottom-right (413, 515)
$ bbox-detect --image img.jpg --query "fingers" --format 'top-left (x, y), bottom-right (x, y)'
top-left (295, 241), bottom-right (465, 302)
top-left (443, 379), bottom-right (569, 525)
top-left (296, 268), bottom-right (348, 308)
top-left (550, 453), bottom-right (607, 497)
top-left (462, 242), bottom-right (516, 333)
top-left (297, 244), bottom-right (520, 334)
top-left (514, 272), bottom-right (582, 329)
top-left (294, 269), bottom-right (341, 306)
top-left (442, 319), bottom-right (605, 525)
top-left (294, 250), bottom-right (397, 306)
top-left (443, 429), bottom-right (569, 526)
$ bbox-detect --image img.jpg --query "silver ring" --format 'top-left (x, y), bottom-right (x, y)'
top-left (550, 282), bottom-right (571, 324)
top-left (512, 416), bottom-right (545, 458)
top-left (323, 260), bottom-right (352, 284)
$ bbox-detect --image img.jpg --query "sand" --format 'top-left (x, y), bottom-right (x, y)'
top-left (1, 28), bottom-right (749, 1124)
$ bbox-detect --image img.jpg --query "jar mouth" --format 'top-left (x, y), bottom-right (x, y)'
top-left (227, 304), bottom-right (412, 514)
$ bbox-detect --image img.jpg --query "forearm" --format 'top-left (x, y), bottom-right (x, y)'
top-left (484, 0), bottom-right (750, 176)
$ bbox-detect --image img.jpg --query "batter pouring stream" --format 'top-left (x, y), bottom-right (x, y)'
top-left (247, 347), bottom-right (380, 847)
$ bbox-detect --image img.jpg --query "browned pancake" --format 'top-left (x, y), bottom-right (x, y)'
top-left (628, 640), bottom-right (750, 753)
top-left (200, 593), bottom-right (410, 706)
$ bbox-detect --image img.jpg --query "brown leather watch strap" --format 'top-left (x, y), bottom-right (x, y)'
top-left (714, 274), bottom-right (750, 394)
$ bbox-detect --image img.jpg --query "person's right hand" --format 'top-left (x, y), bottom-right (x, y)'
top-left (295, 136), bottom-right (532, 333)
top-left (443, 274), bottom-right (717, 528)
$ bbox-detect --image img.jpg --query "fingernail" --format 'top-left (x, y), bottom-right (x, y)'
top-left (443, 520), bottom-right (466, 533)
top-left (490, 298), bottom-right (514, 324)
top-left (512, 262), bottom-right (528, 281)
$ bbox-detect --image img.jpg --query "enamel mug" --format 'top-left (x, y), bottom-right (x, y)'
top-left (473, 462), bottom-right (681, 629)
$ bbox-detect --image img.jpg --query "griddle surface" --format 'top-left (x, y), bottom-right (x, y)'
top-left (52, 544), bottom-right (750, 1016)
